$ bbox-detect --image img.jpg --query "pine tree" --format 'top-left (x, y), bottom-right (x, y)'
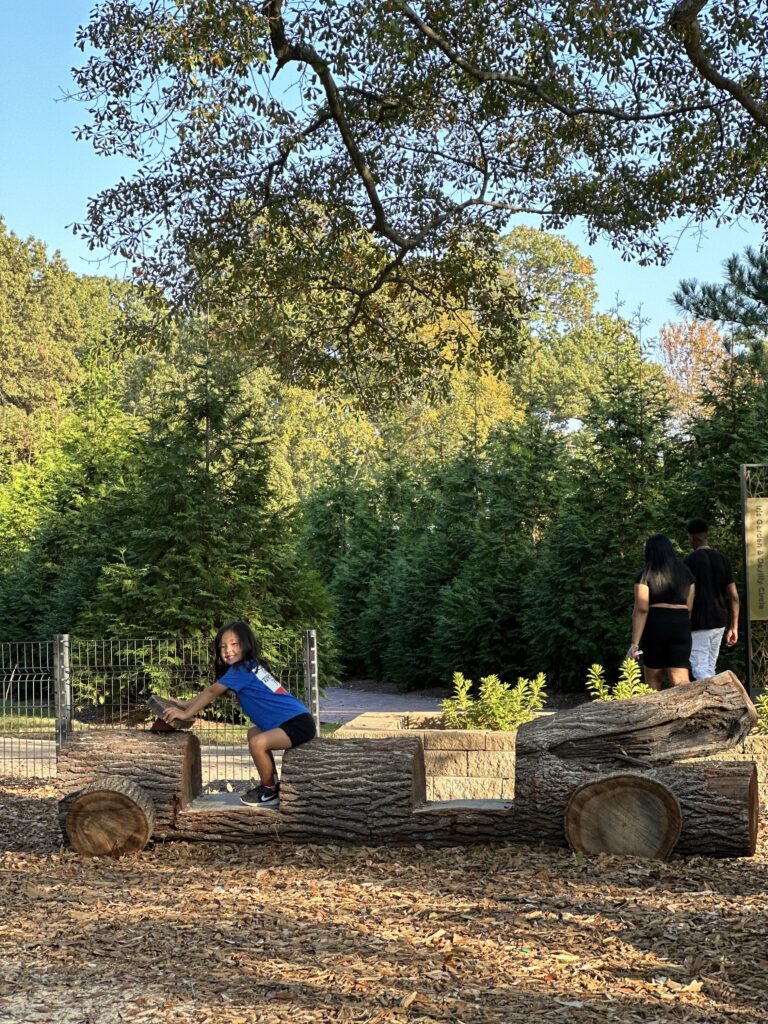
top-left (80, 340), bottom-right (331, 639)
top-left (430, 416), bottom-right (566, 685)
top-left (675, 247), bottom-right (768, 348)
top-left (523, 323), bottom-right (677, 688)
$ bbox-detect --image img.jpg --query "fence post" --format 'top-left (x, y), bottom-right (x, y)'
top-left (303, 629), bottom-right (320, 731)
top-left (54, 633), bottom-right (72, 750)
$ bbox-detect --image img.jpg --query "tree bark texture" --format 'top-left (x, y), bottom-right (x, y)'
top-left (57, 730), bottom-right (202, 833)
top-left (173, 738), bottom-right (429, 844)
top-left (564, 775), bottom-right (682, 860)
top-left (516, 672), bottom-right (756, 767)
top-left (514, 756), bottom-right (757, 857)
top-left (65, 775), bottom-right (156, 857)
top-left (169, 739), bottom-right (756, 856)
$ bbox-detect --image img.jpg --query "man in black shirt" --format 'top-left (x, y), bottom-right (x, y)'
top-left (684, 517), bottom-right (740, 680)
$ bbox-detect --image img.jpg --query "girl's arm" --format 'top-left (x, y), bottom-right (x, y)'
top-left (627, 583), bottom-right (650, 660)
top-left (163, 682), bottom-right (228, 723)
top-left (687, 583), bottom-right (696, 616)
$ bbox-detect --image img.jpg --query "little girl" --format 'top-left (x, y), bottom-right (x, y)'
top-left (163, 621), bottom-right (316, 806)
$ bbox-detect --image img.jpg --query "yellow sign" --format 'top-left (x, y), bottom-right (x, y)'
top-left (746, 497), bottom-right (768, 620)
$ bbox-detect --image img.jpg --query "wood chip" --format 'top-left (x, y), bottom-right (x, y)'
top-left (1, 777), bottom-right (767, 1023)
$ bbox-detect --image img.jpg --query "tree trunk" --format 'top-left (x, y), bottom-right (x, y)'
top-left (57, 710), bottom-right (758, 857)
top-left (57, 730), bottom-right (201, 834)
top-left (65, 776), bottom-right (155, 857)
top-left (516, 672), bottom-right (756, 767)
top-left (564, 775), bottom-right (682, 859)
top-left (671, 760), bottom-right (759, 858)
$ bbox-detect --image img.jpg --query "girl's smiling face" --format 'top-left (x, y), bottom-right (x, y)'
top-left (219, 629), bottom-right (243, 666)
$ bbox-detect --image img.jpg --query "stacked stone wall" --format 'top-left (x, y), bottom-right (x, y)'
top-left (334, 711), bottom-right (520, 800)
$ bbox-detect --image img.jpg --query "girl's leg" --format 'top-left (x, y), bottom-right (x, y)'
top-left (643, 666), bottom-right (664, 691)
top-left (248, 727), bottom-right (292, 786)
top-left (246, 726), bottom-right (278, 784)
top-left (667, 667), bottom-right (690, 687)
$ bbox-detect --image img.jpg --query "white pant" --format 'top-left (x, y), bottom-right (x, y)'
top-left (690, 627), bottom-right (725, 680)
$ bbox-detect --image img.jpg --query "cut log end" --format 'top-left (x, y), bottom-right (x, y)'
top-left (147, 694), bottom-right (196, 730)
top-left (65, 775), bottom-right (156, 857)
top-left (564, 774), bottom-right (682, 861)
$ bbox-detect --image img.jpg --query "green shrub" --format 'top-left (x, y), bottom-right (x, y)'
top-left (755, 691), bottom-right (768, 735)
top-left (441, 671), bottom-right (547, 731)
top-left (586, 659), bottom-right (653, 701)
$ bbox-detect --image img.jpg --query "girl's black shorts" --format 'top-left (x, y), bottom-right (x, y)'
top-left (279, 712), bottom-right (316, 747)
top-left (641, 607), bottom-right (692, 669)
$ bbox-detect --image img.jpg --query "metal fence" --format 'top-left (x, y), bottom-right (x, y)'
top-left (1, 632), bottom-right (320, 786)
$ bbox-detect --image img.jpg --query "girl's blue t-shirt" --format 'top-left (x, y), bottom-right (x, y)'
top-left (220, 658), bottom-right (309, 731)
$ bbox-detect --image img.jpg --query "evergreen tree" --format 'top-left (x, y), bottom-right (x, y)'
top-left (0, 403), bottom-right (144, 637)
top-left (376, 457), bottom-right (479, 687)
top-left (670, 243), bottom-right (768, 562)
top-left (675, 247), bottom-right (768, 348)
top-left (674, 347), bottom-right (768, 562)
top-left (523, 322), bottom-right (677, 688)
top-left (430, 416), bottom-right (566, 685)
top-left (81, 341), bottom-right (331, 638)
top-left (0, 338), bottom-right (332, 642)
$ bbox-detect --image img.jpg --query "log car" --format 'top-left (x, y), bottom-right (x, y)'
top-left (58, 672), bottom-right (759, 859)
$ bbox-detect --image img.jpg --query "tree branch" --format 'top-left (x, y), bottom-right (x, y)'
top-left (263, 0), bottom-right (410, 247)
top-left (669, 0), bottom-right (768, 128)
top-left (261, 0), bottom-right (549, 274)
top-left (393, 0), bottom-right (716, 122)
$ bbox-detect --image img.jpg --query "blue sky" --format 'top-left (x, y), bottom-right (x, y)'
top-left (1, 2), bottom-right (763, 341)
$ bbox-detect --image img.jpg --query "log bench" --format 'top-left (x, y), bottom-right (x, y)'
top-left (57, 671), bottom-right (760, 859)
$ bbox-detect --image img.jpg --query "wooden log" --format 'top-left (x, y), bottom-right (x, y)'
top-left (57, 730), bottom-right (202, 834)
top-left (672, 760), bottom-right (759, 858)
top-left (173, 737), bottom-right (429, 844)
top-left (516, 672), bottom-right (756, 768)
top-left (170, 738), bottom-right (758, 857)
top-left (514, 755), bottom-right (758, 857)
top-left (564, 775), bottom-right (682, 860)
top-left (65, 776), bottom-right (155, 857)
top-left (58, 728), bottom-right (758, 857)
top-left (147, 694), bottom-right (196, 731)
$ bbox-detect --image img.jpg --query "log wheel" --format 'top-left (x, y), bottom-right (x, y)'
top-left (65, 775), bottom-right (156, 857)
top-left (564, 774), bottom-right (682, 860)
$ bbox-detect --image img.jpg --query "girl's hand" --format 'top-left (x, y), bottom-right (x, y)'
top-left (627, 643), bottom-right (642, 660)
top-left (163, 706), bottom-right (186, 724)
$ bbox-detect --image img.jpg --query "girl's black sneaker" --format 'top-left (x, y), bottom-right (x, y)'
top-left (240, 783), bottom-right (279, 807)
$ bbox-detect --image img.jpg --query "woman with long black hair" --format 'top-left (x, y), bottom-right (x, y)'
top-left (627, 534), bottom-right (695, 690)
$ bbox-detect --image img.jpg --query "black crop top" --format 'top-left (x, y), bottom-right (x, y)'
top-left (635, 565), bottom-right (694, 605)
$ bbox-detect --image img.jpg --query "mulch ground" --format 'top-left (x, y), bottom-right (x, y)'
top-left (1, 778), bottom-right (767, 1024)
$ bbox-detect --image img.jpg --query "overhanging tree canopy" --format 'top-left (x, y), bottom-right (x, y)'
top-left (71, 0), bottom-right (768, 377)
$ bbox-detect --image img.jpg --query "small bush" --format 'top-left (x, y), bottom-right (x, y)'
top-left (586, 659), bottom-right (653, 701)
top-left (755, 691), bottom-right (768, 734)
top-left (441, 671), bottom-right (547, 731)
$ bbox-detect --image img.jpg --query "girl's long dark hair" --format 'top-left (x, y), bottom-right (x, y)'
top-left (213, 620), bottom-right (262, 679)
top-left (639, 534), bottom-right (690, 597)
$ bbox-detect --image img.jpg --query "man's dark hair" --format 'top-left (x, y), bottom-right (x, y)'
top-left (687, 517), bottom-right (709, 535)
